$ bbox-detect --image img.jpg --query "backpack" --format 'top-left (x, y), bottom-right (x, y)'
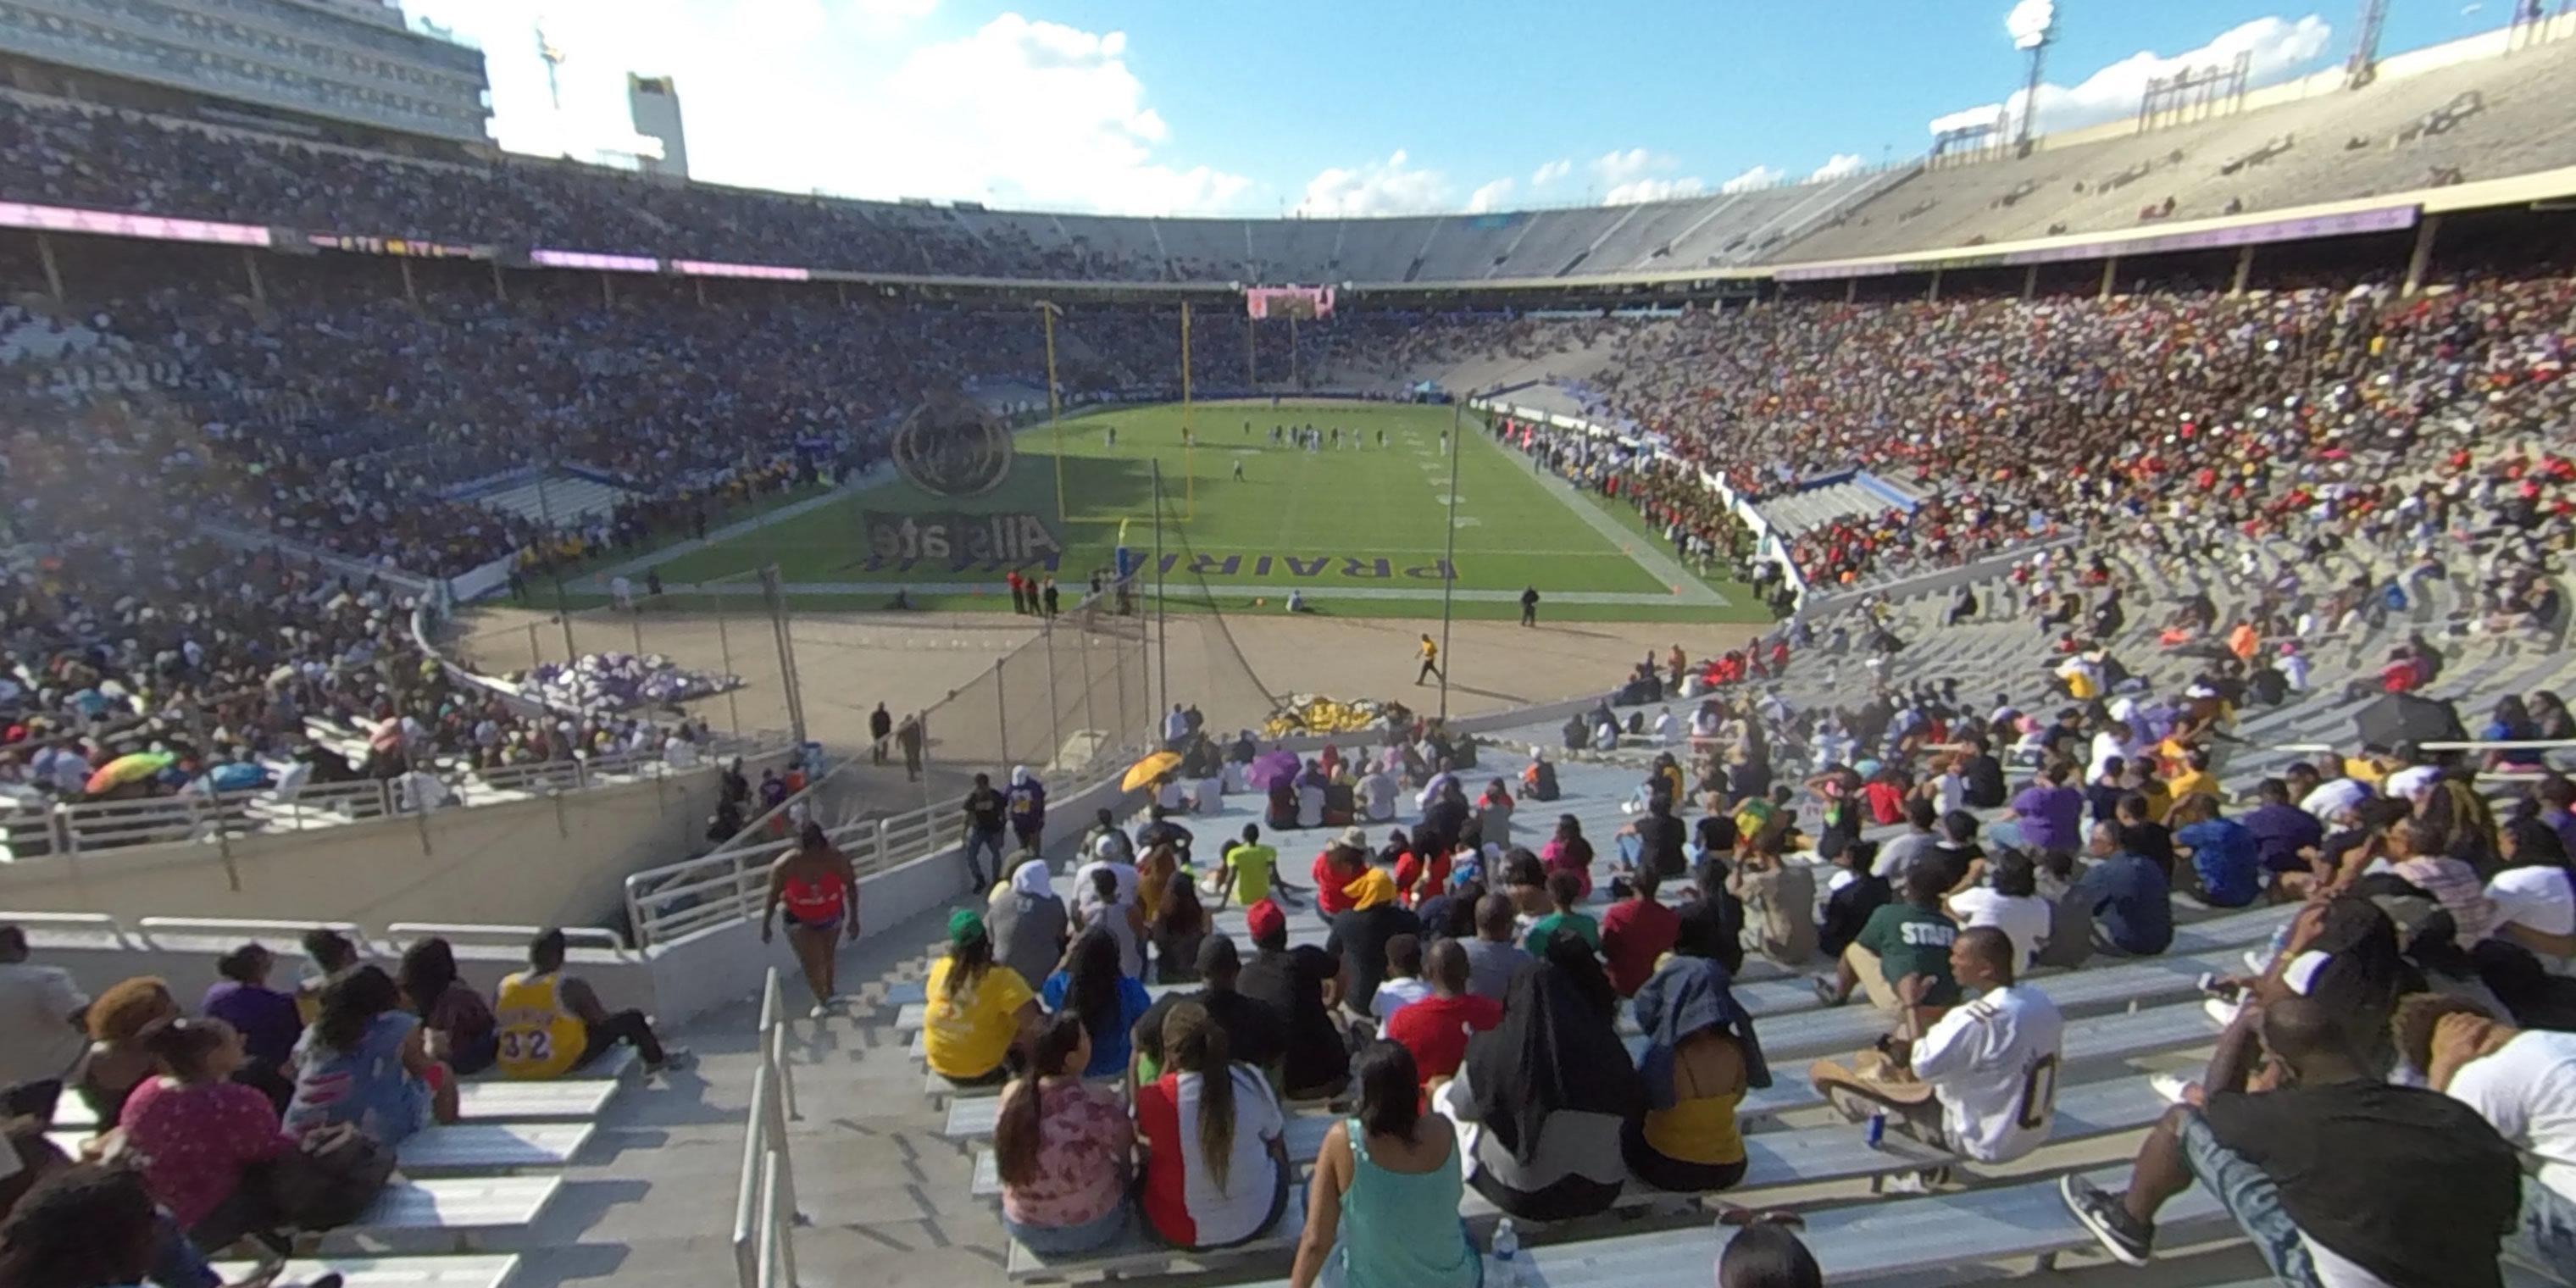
top-left (262, 1123), bottom-right (397, 1232)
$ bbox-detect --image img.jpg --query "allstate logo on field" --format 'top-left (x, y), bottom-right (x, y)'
top-left (892, 393), bottom-right (1014, 498)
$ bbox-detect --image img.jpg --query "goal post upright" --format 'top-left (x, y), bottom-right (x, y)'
top-left (1180, 301), bottom-right (1195, 523)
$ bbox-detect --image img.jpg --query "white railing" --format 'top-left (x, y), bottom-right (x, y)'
top-left (622, 801), bottom-right (951, 949)
top-left (0, 739), bottom-right (792, 864)
top-left (735, 969), bottom-right (803, 1288)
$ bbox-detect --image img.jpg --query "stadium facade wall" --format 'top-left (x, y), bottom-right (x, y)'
top-left (0, 766), bottom-right (734, 927)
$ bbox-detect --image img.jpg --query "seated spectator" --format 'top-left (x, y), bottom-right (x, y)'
top-left (1071, 866), bottom-right (1148, 979)
top-left (2489, 817), bottom-right (2575, 967)
top-left (2115, 791), bottom-right (2176, 876)
top-left (1502, 848), bottom-right (1553, 920)
top-left (396, 937), bottom-right (497, 1079)
top-left (1150, 872), bottom-right (1210, 985)
top-left (2062, 997), bottom-right (2522, 1282)
top-left (74, 977), bottom-right (181, 1129)
top-left (2074, 820), bottom-right (2174, 956)
top-left (990, 858), bottom-right (1071, 991)
top-left (200, 944), bottom-right (303, 1110)
top-left (1522, 870), bottom-right (1601, 956)
top-left (2010, 762), bottom-right (2085, 857)
top-left (285, 964), bottom-right (456, 1146)
top-left (1519, 748), bottom-right (1559, 802)
top-left (1211, 824), bottom-right (1278, 911)
top-left (494, 929), bottom-right (683, 1079)
top-left (1130, 937), bottom-right (1283, 1085)
top-left (1043, 927), bottom-right (1154, 1080)
top-left (1624, 900), bottom-right (1770, 1192)
top-left (1235, 900), bottom-right (1348, 1100)
top-left (2393, 994), bottom-right (2576, 1270)
top-left (1446, 937), bottom-right (1642, 1222)
top-left (1135, 1002), bottom-right (1291, 1252)
top-left (1813, 927), bottom-right (2062, 1165)
top-left (1539, 815), bottom-right (1596, 901)
top-left (1729, 836), bottom-right (1818, 965)
top-left (1717, 1216), bottom-right (1824, 1288)
top-left (1946, 848), bottom-right (2051, 973)
top-left (118, 1018), bottom-right (289, 1252)
top-left (1824, 834), bottom-right (1906, 958)
top-left (2169, 792), bottom-right (2261, 908)
top-left (0, 1163), bottom-right (288, 1288)
top-left (0, 925), bottom-right (88, 1125)
top-left (2387, 815), bottom-right (2507, 946)
top-left (1461, 892), bottom-right (1535, 1004)
top-left (1601, 866), bottom-right (1682, 997)
top-left (294, 930), bottom-right (362, 1025)
top-left (1814, 864), bottom-right (1961, 1019)
top-left (923, 910), bottom-right (1040, 1086)
top-left (1327, 869), bottom-right (1424, 1027)
top-left (1311, 830), bottom-right (1370, 919)
top-left (993, 1013), bottom-right (1134, 1255)
top-left (2242, 777), bottom-right (2324, 888)
top-left (1288, 1041), bottom-right (1478, 1288)
top-left (1367, 935), bottom-right (1430, 1032)
top-left (1384, 940), bottom-right (1502, 1085)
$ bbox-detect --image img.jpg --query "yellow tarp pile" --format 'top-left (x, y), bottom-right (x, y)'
top-left (1262, 693), bottom-right (1392, 739)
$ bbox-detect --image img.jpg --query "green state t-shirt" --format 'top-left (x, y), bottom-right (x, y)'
top-left (1854, 903), bottom-right (1961, 1007)
top-left (1524, 910), bottom-right (1602, 955)
top-left (1226, 843), bottom-right (1278, 903)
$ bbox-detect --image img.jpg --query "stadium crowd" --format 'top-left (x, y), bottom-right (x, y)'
top-left (0, 924), bottom-right (685, 1280)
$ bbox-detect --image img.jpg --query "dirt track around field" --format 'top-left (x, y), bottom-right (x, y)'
top-left (456, 603), bottom-right (1765, 752)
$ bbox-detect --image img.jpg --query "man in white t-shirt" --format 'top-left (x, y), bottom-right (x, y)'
top-left (0, 924), bottom-right (89, 1121)
top-left (1946, 850), bottom-right (2054, 974)
top-left (1814, 926), bottom-right (2064, 1166)
top-left (2402, 995), bottom-right (2576, 1270)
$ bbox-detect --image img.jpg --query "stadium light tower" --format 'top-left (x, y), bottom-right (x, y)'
top-left (2006, 0), bottom-right (2057, 156)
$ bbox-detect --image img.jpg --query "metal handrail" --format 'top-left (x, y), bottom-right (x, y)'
top-left (623, 800), bottom-right (950, 949)
top-left (734, 969), bottom-right (802, 1288)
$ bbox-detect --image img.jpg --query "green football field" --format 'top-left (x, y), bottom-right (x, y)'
top-left (636, 401), bottom-right (1767, 624)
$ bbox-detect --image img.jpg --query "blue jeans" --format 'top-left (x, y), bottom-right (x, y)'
top-left (964, 829), bottom-right (1008, 886)
top-left (1006, 1202), bottom-right (1129, 1255)
top-left (2178, 1110), bottom-right (2318, 1287)
top-left (2513, 1181), bottom-right (2576, 1284)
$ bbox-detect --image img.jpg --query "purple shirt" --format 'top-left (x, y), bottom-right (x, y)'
top-left (201, 980), bottom-right (304, 1066)
top-left (2011, 784), bottom-right (2085, 855)
top-left (2240, 802), bottom-right (2323, 874)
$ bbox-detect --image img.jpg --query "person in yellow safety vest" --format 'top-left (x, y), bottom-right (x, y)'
top-left (494, 928), bottom-right (690, 1079)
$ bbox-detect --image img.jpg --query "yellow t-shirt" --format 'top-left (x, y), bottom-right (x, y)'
top-left (494, 970), bottom-right (589, 1079)
top-left (2165, 768), bottom-right (2217, 807)
top-left (1226, 843), bottom-right (1279, 903)
top-left (921, 958), bottom-right (1034, 1080)
top-left (1641, 1090), bottom-right (1746, 1166)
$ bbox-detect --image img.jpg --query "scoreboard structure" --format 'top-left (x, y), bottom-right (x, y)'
top-left (1244, 285), bottom-right (1335, 320)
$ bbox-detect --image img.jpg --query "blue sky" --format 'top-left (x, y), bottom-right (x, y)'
top-left (398, 0), bottom-right (2512, 216)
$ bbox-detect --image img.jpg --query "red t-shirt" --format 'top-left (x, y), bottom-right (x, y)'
top-left (1384, 992), bottom-right (1503, 1082)
top-left (1313, 852), bottom-right (1357, 916)
top-left (1598, 897), bottom-right (1682, 997)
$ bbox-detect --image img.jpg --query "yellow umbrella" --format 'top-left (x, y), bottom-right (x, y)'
top-left (1121, 750), bottom-right (1182, 792)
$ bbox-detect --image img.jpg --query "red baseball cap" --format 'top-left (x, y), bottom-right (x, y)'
top-left (1244, 898), bottom-right (1286, 944)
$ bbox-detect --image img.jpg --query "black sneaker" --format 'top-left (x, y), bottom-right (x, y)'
top-left (2059, 1174), bottom-right (2154, 1267)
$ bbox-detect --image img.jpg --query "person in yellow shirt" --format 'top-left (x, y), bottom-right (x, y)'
top-left (2162, 746), bottom-right (2218, 806)
top-left (923, 909), bottom-right (1040, 1085)
top-left (1415, 634), bottom-right (1443, 686)
top-left (496, 928), bottom-right (686, 1079)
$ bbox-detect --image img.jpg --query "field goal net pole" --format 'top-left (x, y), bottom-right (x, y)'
top-left (1152, 458), bottom-right (1170, 717)
top-left (1180, 302), bottom-right (1194, 523)
top-left (1040, 300), bottom-right (1069, 527)
top-left (1440, 399), bottom-right (1461, 720)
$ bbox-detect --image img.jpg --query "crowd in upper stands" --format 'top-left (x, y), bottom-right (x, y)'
top-left (0, 923), bottom-right (684, 1278)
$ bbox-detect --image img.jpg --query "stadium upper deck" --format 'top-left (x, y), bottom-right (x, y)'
top-left (3, 19), bottom-right (2573, 291)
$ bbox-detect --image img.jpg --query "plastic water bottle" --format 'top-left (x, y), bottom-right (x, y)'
top-left (1865, 1111), bottom-right (1887, 1150)
top-left (1490, 1217), bottom-right (1522, 1288)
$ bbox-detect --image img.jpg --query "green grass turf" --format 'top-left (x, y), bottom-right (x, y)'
top-left (633, 401), bottom-right (1768, 624)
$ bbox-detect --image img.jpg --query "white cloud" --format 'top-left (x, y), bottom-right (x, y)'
top-left (1926, 14), bottom-right (2334, 138)
top-left (1719, 164), bottom-right (1786, 194)
top-left (1464, 177), bottom-right (1516, 214)
top-left (1530, 158), bottom-right (1573, 186)
top-left (1592, 147), bottom-right (1671, 184)
top-left (402, 3), bottom-right (1252, 214)
top-left (1604, 176), bottom-right (1705, 204)
top-left (1809, 153), bottom-right (1865, 181)
top-left (1295, 150), bottom-right (1453, 216)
